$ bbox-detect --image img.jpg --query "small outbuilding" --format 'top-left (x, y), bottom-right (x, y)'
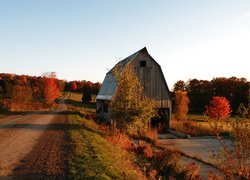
top-left (96, 47), bottom-right (172, 131)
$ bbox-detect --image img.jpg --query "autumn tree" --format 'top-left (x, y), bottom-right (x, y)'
top-left (41, 73), bottom-right (60, 105)
top-left (173, 80), bottom-right (186, 92)
top-left (11, 85), bottom-right (32, 102)
top-left (207, 104), bottom-right (250, 179)
top-left (110, 65), bottom-right (157, 136)
top-left (205, 96), bottom-right (232, 120)
top-left (10, 85), bottom-right (33, 111)
top-left (174, 90), bottom-right (190, 120)
top-left (70, 81), bottom-right (78, 91)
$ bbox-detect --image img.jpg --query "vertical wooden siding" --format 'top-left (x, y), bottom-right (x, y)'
top-left (131, 52), bottom-right (171, 108)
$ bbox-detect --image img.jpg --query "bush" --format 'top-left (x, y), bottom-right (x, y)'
top-left (152, 150), bottom-right (187, 179)
top-left (205, 96), bottom-right (232, 120)
top-left (174, 91), bottom-right (190, 120)
top-left (136, 144), bottom-right (153, 158)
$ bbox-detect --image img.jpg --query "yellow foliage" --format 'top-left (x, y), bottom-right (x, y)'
top-left (111, 65), bottom-right (157, 136)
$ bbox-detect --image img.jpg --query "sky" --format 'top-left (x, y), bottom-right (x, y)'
top-left (0, 0), bottom-right (250, 89)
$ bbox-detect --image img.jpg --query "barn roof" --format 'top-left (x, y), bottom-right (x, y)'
top-left (96, 47), bottom-right (170, 101)
top-left (96, 47), bottom-right (147, 100)
top-left (107, 47), bottom-right (148, 74)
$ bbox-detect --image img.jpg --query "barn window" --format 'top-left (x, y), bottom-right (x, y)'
top-left (140, 60), bottom-right (146, 67)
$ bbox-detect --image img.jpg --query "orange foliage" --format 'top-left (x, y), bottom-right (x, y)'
top-left (205, 96), bottom-right (232, 120)
top-left (136, 144), bottom-right (153, 158)
top-left (12, 85), bottom-right (32, 102)
top-left (42, 77), bottom-right (60, 104)
top-left (70, 82), bottom-right (77, 91)
top-left (106, 132), bottom-right (134, 151)
top-left (174, 91), bottom-right (190, 120)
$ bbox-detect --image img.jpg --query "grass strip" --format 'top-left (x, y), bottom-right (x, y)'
top-left (67, 114), bottom-right (143, 179)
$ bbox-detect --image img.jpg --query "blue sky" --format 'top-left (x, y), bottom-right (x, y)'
top-left (0, 0), bottom-right (250, 89)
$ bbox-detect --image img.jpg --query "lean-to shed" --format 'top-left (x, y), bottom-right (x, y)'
top-left (96, 47), bottom-right (172, 130)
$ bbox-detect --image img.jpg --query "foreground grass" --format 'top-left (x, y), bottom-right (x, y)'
top-left (67, 114), bottom-right (144, 179)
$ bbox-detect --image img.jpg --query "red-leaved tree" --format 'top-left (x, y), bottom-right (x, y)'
top-left (70, 82), bottom-right (78, 91)
top-left (205, 96), bottom-right (232, 120)
top-left (42, 77), bottom-right (60, 105)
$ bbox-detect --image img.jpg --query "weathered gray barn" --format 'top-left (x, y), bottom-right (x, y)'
top-left (96, 47), bottom-right (172, 130)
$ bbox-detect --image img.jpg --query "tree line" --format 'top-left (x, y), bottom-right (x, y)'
top-left (64, 80), bottom-right (101, 102)
top-left (0, 73), bottom-right (101, 110)
top-left (172, 77), bottom-right (250, 114)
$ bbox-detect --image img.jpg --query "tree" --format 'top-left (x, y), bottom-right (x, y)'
top-left (82, 90), bottom-right (92, 103)
top-left (41, 74), bottom-right (60, 105)
top-left (211, 77), bottom-right (249, 114)
top-left (236, 103), bottom-right (250, 118)
top-left (173, 80), bottom-right (186, 92)
top-left (174, 91), bottom-right (190, 120)
top-left (70, 81), bottom-right (78, 91)
top-left (82, 88), bottom-right (92, 102)
top-left (11, 85), bottom-right (32, 102)
top-left (205, 96), bottom-right (232, 120)
top-left (110, 65), bottom-right (157, 136)
top-left (208, 108), bottom-right (250, 179)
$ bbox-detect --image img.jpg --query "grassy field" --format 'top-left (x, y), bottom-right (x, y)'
top-left (66, 91), bottom-right (95, 114)
top-left (170, 113), bottom-right (250, 136)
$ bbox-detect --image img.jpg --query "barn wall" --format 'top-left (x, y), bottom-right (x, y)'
top-left (130, 52), bottom-right (171, 109)
top-left (96, 100), bottom-right (111, 122)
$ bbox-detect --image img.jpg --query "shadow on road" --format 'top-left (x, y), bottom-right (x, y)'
top-left (56, 99), bottom-right (83, 108)
top-left (0, 123), bottom-right (82, 131)
top-left (56, 99), bottom-right (96, 109)
top-left (0, 111), bottom-right (82, 116)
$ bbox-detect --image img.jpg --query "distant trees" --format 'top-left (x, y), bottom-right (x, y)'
top-left (205, 96), bottom-right (232, 120)
top-left (64, 80), bottom-right (101, 102)
top-left (172, 77), bottom-right (249, 114)
top-left (0, 73), bottom-right (101, 110)
top-left (174, 91), bottom-right (190, 120)
top-left (236, 103), bottom-right (250, 118)
top-left (173, 80), bottom-right (186, 92)
top-left (0, 73), bottom-right (60, 109)
top-left (70, 82), bottom-right (78, 91)
top-left (82, 87), bottom-right (92, 102)
top-left (11, 85), bottom-right (33, 102)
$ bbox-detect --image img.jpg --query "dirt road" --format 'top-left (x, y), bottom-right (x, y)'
top-left (0, 98), bottom-right (69, 179)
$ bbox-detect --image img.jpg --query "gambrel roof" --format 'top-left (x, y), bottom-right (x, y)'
top-left (96, 47), bottom-right (170, 101)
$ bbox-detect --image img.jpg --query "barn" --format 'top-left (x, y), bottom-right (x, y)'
top-left (96, 47), bottom-right (172, 131)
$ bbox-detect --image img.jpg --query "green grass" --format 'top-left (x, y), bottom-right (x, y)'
top-left (66, 92), bottom-right (95, 114)
top-left (67, 114), bottom-right (144, 179)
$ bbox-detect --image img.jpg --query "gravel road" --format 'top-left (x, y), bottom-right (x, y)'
top-left (0, 98), bottom-right (69, 179)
